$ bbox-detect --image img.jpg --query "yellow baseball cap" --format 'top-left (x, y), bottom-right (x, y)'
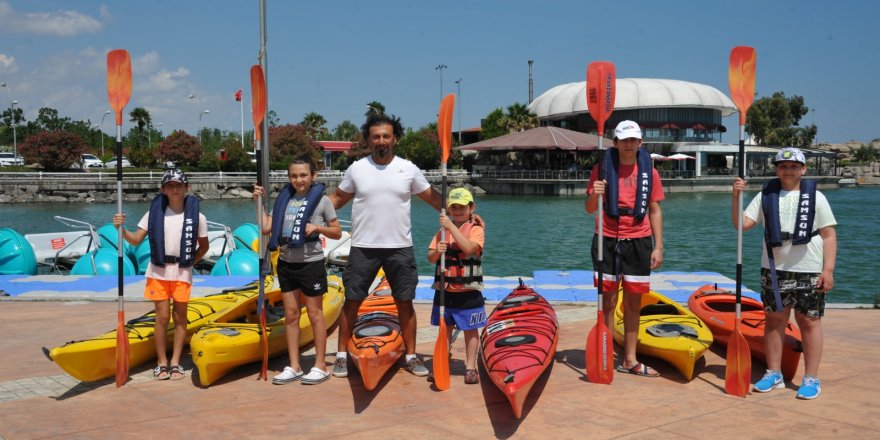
top-left (447, 187), bottom-right (474, 207)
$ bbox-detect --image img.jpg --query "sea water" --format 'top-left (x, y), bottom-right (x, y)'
top-left (2, 186), bottom-right (877, 303)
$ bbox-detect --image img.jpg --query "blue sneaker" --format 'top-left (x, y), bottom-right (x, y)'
top-left (797, 376), bottom-right (821, 400)
top-left (753, 370), bottom-right (784, 393)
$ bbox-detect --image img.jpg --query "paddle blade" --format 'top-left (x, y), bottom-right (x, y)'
top-left (433, 318), bottom-right (451, 390)
top-left (725, 321), bottom-right (751, 397)
top-left (115, 310), bottom-right (129, 387)
top-left (250, 65), bottom-right (267, 141)
top-left (437, 94), bottom-right (455, 164)
top-left (106, 49), bottom-right (132, 126)
top-left (729, 46), bottom-right (756, 125)
top-left (586, 61), bottom-right (616, 136)
top-left (585, 310), bottom-right (614, 384)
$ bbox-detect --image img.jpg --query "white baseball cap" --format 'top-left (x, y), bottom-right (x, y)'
top-left (773, 147), bottom-right (806, 165)
top-left (614, 120), bottom-right (642, 140)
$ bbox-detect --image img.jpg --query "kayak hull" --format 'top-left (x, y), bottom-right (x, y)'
top-left (481, 283), bottom-right (558, 419)
top-left (190, 276), bottom-right (344, 386)
top-left (688, 284), bottom-right (802, 380)
top-left (613, 290), bottom-right (713, 380)
top-left (348, 278), bottom-right (403, 391)
top-left (44, 278), bottom-right (271, 382)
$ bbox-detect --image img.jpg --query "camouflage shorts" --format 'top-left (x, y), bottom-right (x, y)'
top-left (760, 268), bottom-right (825, 318)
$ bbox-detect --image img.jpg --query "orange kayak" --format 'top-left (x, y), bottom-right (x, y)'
top-left (481, 282), bottom-right (559, 419)
top-left (688, 284), bottom-right (803, 380)
top-left (347, 278), bottom-right (404, 390)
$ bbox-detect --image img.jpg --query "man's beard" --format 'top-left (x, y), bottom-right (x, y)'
top-left (374, 148), bottom-right (389, 158)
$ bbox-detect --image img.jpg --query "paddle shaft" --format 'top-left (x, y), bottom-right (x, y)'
top-left (115, 124), bottom-right (124, 306)
top-left (736, 129), bottom-right (745, 321)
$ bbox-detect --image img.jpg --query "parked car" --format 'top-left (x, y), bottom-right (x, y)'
top-left (0, 152), bottom-right (24, 167)
top-left (79, 154), bottom-right (104, 168)
top-left (104, 156), bottom-right (133, 168)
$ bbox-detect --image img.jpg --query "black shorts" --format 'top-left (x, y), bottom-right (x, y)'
top-left (760, 268), bottom-right (825, 318)
top-left (342, 247), bottom-right (418, 301)
top-left (591, 235), bottom-right (653, 293)
top-left (276, 259), bottom-right (328, 297)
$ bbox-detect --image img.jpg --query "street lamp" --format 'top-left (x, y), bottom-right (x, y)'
top-left (434, 64), bottom-right (447, 103)
top-left (1, 82), bottom-right (17, 162)
top-left (100, 110), bottom-right (111, 157)
top-left (454, 78), bottom-right (462, 144)
top-left (199, 109), bottom-right (210, 144)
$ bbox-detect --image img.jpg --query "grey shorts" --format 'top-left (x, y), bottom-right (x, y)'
top-left (760, 268), bottom-right (825, 318)
top-left (342, 247), bottom-right (419, 301)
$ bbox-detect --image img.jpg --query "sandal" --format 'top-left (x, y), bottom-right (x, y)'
top-left (464, 369), bottom-right (479, 384)
top-left (615, 362), bottom-right (660, 377)
top-left (169, 365), bottom-right (186, 380)
top-left (153, 365), bottom-right (170, 380)
top-left (300, 367), bottom-right (330, 385)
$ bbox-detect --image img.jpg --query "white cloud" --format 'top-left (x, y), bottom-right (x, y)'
top-left (0, 1), bottom-right (102, 37)
top-left (0, 53), bottom-right (17, 74)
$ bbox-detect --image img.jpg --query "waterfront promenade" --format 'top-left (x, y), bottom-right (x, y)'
top-left (0, 169), bottom-right (846, 203)
top-left (1, 297), bottom-right (876, 439)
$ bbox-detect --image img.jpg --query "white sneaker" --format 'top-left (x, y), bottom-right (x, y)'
top-left (272, 366), bottom-right (303, 385)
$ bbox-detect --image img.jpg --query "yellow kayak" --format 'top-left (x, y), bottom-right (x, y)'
top-left (42, 277), bottom-right (273, 382)
top-left (612, 290), bottom-right (713, 380)
top-left (190, 275), bottom-right (345, 386)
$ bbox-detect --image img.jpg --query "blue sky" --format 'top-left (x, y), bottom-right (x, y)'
top-left (1, 0), bottom-right (878, 145)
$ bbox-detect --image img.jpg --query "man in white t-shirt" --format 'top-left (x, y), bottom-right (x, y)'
top-left (328, 113), bottom-right (442, 379)
top-left (732, 147), bottom-right (837, 400)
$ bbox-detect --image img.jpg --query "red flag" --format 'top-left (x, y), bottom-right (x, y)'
top-left (234, 89), bottom-right (242, 101)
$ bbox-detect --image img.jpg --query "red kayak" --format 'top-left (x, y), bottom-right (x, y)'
top-left (481, 281), bottom-right (559, 419)
top-left (688, 284), bottom-right (803, 380)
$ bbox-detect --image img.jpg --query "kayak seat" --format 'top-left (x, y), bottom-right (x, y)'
top-left (355, 324), bottom-right (393, 338)
top-left (495, 334), bottom-right (537, 348)
top-left (646, 323), bottom-right (699, 338)
top-left (640, 303), bottom-right (678, 316)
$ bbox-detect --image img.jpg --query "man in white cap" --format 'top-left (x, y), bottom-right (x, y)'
top-left (732, 147), bottom-right (837, 399)
top-left (585, 120), bottom-right (665, 377)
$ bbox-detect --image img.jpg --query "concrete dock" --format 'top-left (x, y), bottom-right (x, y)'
top-left (1, 288), bottom-right (877, 439)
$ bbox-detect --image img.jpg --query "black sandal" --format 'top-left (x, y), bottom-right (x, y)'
top-left (153, 365), bottom-right (170, 380)
top-left (169, 365), bottom-right (186, 380)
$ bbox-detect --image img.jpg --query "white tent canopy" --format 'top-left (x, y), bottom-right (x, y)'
top-left (528, 78), bottom-right (737, 119)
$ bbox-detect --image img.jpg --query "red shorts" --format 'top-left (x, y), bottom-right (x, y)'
top-left (144, 278), bottom-right (192, 302)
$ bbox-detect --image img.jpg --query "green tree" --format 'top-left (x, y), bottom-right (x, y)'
top-left (35, 107), bottom-right (67, 131)
top-left (301, 112), bottom-right (328, 140)
top-left (853, 144), bottom-right (878, 163)
top-left (365, 101), bottom-right (385, 116)
top-left (332, 120), bottom-right (359, 141)
top-left (396, 126), bottom-right (439, 169)
top-left (219, 138), bottom-right (252, 172)
top-left (505, 103), bottom-right (538, 133)
top-left (268, 124), bottom-right (321, 168)
top-left (19, 130), bottom-right (88, 171)
top-left (747, 92), bottom-right (817, 148)
top-left (480, 108), bottom-right (507, 140)
top-left (158, 130), bottom-right (203, 167)
top-left (129, 107), bottom-right (152, 134)
top-left (267, 110), bottom-right (281, 128)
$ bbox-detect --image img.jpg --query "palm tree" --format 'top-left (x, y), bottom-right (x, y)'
top-left (301, 112), bottom-right (328, 140)
top-left (365, 101), bottom-right (386, 117)
top-left (505, 103), bottom-right (538, 133)
top-left (128, 107), bottom-right (152, 148)
top-left (129, 107), bottom-right (152, 133)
